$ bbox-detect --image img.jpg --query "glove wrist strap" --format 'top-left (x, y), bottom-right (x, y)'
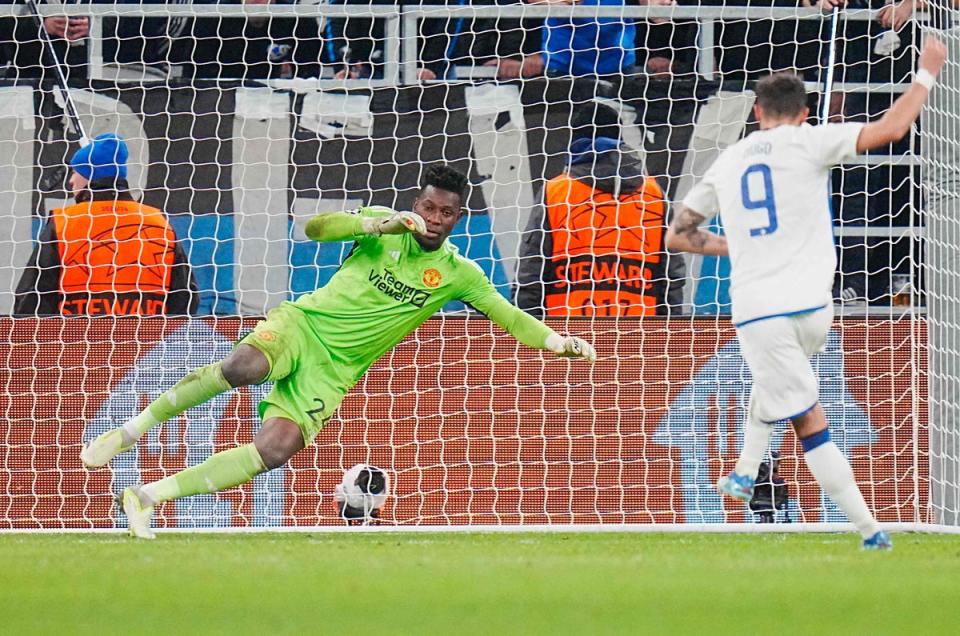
top-left (361, 217), bottom-right (383, 236)
top-left (545, 332), bottom-right (565, 353)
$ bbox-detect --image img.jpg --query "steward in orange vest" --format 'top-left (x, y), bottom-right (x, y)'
top-left (516, 105), bottom-right (669, 317)
top-left (14, 134), bottom-right (197, 316)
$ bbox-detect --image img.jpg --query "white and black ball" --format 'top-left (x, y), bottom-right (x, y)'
top-left (334, 464), bottom-right (390, 525)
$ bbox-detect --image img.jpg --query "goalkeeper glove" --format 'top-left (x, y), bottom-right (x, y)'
top-left (360, 206), bottom-right (427, 236)
top-left (546, 334), bottom-right (597, 363)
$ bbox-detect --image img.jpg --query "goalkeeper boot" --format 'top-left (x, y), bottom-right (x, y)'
top-left (717, 471), bottom-right (755, 502)
top-left (80, 428), bottom-right (136, 470)
top-left (862, 531), bottom-right (893, 551)
top-left (119, 486), bottom-right (155, 540)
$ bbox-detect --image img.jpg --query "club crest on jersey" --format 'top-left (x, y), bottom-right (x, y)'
top-left (422, 268), bottom-right (442, 288)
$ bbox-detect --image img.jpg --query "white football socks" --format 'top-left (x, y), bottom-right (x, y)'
top-left (734, 414), bottom-right (774, 480)
top-left (804, 439), bottom-right (881, 539)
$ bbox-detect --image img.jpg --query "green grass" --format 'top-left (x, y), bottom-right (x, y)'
top-left (1, 532), bottom-right (958, 635)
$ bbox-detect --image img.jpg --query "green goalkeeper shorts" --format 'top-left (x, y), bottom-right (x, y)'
top-left (238, 302), bottom-right (346, 445)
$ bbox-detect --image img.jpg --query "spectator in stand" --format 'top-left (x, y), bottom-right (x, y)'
top-left (704, 0), bottom-right (824, 85)
top-left (107, 8), bottom-right (170, 80)
top-left (430, 0), bottom-right (544, 82)
top-left (328, 0), bottom-right (675, 82)
top-left (635, 0), bottom-right (698, 78)
top-left (165, 0), bottom-right (323, 80)
top-left (0, 0), bottom-right (89, 80)
top-left (14, 134), bottom-right (198, 316)
top-left (536, 0), bottom-right (676, 78)
top-left (515, 102), bottom-right (674, 317)
top-left (878, 0), bottom-right (931, 29)
top-left (330, 0), bottom-right (470, 81)
top-left (0, 1), bottom-right (322, 81)
top-left (326, 0), bottom-right (385, 80)
top-left (474, 0), bottom-right (546, 80)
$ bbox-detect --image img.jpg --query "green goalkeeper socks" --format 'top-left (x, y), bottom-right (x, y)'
top-left (122, 362), bottom-right (232, 442)
top-left (141, 443), bottom-right (267, 505)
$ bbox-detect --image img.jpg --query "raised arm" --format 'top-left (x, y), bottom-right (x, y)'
top-left (304, 207), bottom-right (428, 243)
top-left (664, 204), bottom-right (729, 256)
top-left (856, 35), bottom-right (947, 152)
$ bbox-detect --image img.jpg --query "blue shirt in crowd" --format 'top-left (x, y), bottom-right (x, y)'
top-left (543, 0), bottom-right (636, 76)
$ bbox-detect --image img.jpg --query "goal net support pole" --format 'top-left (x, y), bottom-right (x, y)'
top-left (923, 25), bottom-right (960, 527)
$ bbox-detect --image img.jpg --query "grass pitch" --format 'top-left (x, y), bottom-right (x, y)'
top-left (1, 532), bottom-right (958, 635)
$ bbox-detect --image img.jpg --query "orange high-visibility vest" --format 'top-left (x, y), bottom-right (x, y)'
top-left (543, 174), bottom-right (666, 317)
top-left (52, 199), bottom-right (177, 316)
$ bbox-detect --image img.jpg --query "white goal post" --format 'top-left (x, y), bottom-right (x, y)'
top-left (922, 21), bottom-right (960, 528)
top-left (0, 3), bottom-right (956, 532)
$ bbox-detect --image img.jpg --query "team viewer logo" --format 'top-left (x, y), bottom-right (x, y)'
top-left (422, 268), bottom-right (442, 288)
top-left (368, 268), bottom-right (432, 308)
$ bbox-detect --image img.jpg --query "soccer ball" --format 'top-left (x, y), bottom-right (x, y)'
top-left (334, 464), bottom-right (390, 525)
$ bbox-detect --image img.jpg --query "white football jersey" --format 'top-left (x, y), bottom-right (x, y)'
top-left (682, 122), bottom-right (864, 326)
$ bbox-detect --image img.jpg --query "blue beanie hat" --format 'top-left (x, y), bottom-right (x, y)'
top-left (70, 133), bottom-right (128, 181)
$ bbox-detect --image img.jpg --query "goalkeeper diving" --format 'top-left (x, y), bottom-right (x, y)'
top-left (81, 164), bottom-right (596, 538)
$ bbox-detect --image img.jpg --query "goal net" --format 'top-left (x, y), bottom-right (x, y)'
top-left (0, 3), bottom-right (953, 530)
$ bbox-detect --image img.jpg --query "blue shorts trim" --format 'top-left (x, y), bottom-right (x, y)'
top-left (734, 304), bottom-right (829, 328)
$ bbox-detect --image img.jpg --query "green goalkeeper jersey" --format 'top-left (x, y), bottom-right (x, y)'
top-left (290, 208), bottom-right (556, 390)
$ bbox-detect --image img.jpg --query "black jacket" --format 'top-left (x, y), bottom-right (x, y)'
top-left (0, 0), bottom-right (88, 80)
top-left (165, 0), bottom-right (323, 80)
top-left (328, 0), bottom-right (541, 79)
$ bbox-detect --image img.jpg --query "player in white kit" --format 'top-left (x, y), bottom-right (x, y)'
top-left (665, 36), bottom-right (947, 550)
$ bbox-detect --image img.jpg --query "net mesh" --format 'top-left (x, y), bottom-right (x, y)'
top-left (0, 3), bottom-right (947, 528)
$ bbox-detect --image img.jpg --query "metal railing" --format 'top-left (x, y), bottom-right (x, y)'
top-left (1, 4), bottom-right (907, 87)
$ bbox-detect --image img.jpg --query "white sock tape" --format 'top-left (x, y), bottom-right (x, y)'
top-left (914, 68), bottom-right (936, 91)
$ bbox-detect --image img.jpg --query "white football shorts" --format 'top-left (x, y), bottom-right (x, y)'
top-left (736, 305), bottom-right (834, 423)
